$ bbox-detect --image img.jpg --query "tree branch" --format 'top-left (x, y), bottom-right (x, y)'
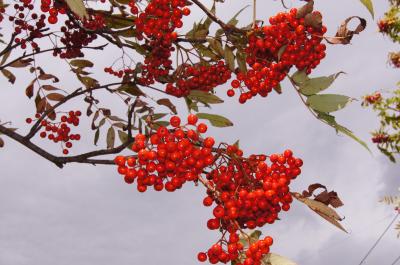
top-left (0, 124), bottom-right (133, 168)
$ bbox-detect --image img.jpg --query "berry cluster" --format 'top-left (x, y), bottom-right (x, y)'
top-left (228, 8), bottom-right (327, 103)
top-left (104, 67), bottom-right (135, 78)
top-left (372, 133), bottom-right (390, 144)
top-left (9, 0), bottom-right (48, 51)
top-left (133, 0), bottom-right (190, 85)
top-left (26, 111), bottom-right (82, 154)
top-left (114, 114), bottom-right (303, 265)
top-left (363, 92), bottom-right (382, 105)
top-left (53, 20), bottom-right (98, 59)
top-left (40, 0), bottom-right (67, 25)
top-left (165, 61), bottom-right (232, 97)
top-left (198, 147), bottom-right (302, 264)
top-left (114, 114), bottom-right (214, 192)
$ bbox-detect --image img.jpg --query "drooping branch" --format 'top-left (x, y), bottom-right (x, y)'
top-left (25, 82), bottom-right (130, 140)
top-left (0, 123), bottom-right (134, 168)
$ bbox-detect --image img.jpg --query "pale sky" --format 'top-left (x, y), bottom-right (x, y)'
top-left (0, 0), bottom-right (399, 265)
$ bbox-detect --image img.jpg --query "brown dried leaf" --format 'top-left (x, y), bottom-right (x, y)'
top-left (46, 93), bottom-right (65, 101)
top-left (38, 73), bottom-right (59, 82)
top-left (304, 12), bottom-right (322, 29)
top-left (45, 103), bottom-right (56, 120)
top-left (35, 95), bottom-right (47, 113)
top-left (25, 81), bottom-right (34, 99)
top-left (156, 98), bottom-right (177, 114)
top-left (326, 16), bottom-right (367, 45)
top-left (296, 0), bottom-right (314, 19)
top-left (41, 85), bottom-right (60, 91)
top-left (292, 192), bottom-right (347, 233)
top-left (314, 190), bottom-right (344, 208)
top-left (302, 183), bottom-right (327, 197)
top-left (9, 58), bottom-right (33, 68)
top-left (0, 137), bottom-right (4, 148)
top-left (1, 69), bottom-right (15, 84)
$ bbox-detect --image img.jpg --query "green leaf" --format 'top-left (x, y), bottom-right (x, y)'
top-left (224, 45), bottom-right (235, 71)
top-left (317, 112), bottom-right (370, 151)
top-left (125, 40), bottom-right (148, 55)
top-left (118, 130), bottom-right (128, 143)
top-left (65, 0), bottom-right (88, 19)
top-left (360, 0), bottom-right (374, 18)
top-left (307, 94), bottom-right (352, 113)
top-left (94, 129), bottom-right (100, 146)
top-left (118, 83), bottom-right (145, 96)
top-left (227, 5), bottom-right (249, 26)
top-left (197, 113), bottom-right (233, 127)
top-left (142, 113), bottom-right (168, 121)
top-left (236, 51), bottom-right (247, 73)
top-left (106, 127), bottom-right (115, 149)
top-left (77, 75), bottom-right (98, 88)
top-left (299, 72), bottom-right (344, 96)
top-left (263, 253), bottom-right (297, 265)
top-left (208, 39), bottom-right (224, 57)
top-left (187, 90), bottom-right (224, 104)
top-left (291, 70), bottom-right (308, 85)
top-left (378, 146), bottom-right (396, 163)
top-left (203, 2), bottom-right (216, 30)
top-left (277, 45), bottom-right (287, 61)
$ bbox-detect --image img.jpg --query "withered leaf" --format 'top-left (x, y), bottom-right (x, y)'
top-left (156, 98), bottom-right (177, 114)
top-left (302, 183), bottom-right (327, 198)
top-left (35, 95), bottom-right (47, 113)
top-left (1, 69), bottom-right (15, 84)
top-left (304, 12), bottom-right (322, 29)
top-left (292, 192), bottom-right (347, 233)
top-left (41, 85), bottom-right (60, 91)
top-left (46, 93), bottom-right (65, 101)
top-left (9, 58), bottom-right (33, 68)
top-left (0, 137), bottom-right (4, 148)
top-left (25, 81), bottom-right (34, 99)
top-left (296, 0), bottom-right (314, 19)
top-left (326, 16), bottom-right (366, 45)
top-left (45, 103), bottom-right (56, 120)
top-left (314, 190), bottom-right (344, 208)
top-left (38, 73), bottom-right (59, 82)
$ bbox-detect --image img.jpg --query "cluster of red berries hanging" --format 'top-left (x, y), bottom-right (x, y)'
top-left (114, 114), bottom-right (214, 192)
top-left (133, 0), bottom-right (191, 86)
top-left (165, 61), bottom-right (232, 97)
top-left (114, 114), bottom-right (303, 264)
top-left (26, 111), bottom-right (82, 154)
top-left (228, 8), bottom-right (327, 103)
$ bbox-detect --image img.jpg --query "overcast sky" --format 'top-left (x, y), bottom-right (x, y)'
top-left (0, 0), bottom-right (400, 265)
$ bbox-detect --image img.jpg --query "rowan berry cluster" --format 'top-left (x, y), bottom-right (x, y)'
top-left (26, 111), bottom-right (82, 154)
top-left (199, 147), bottom-right (302, 264)
top-left (104, 67), bottom-right (134, 78)
top-left (114, 114), bottom-right (303, 265)
top-left (9, 0), bottom-right (47, 51)
top-left (53, 20), bottom-right (98, 59)
top-left (372, 133), bottom-right (391, 144)
top-left (228, 8), bottom-right (327, 103)
top-left (363, 92), bottom-right (382, 105)
top-left (133, 0), bottom-right (191, 85)
top-left (40, 0), bottom-right (67, 25)
top-left (114, 114), bottom-right (214, 192)
top-left (165, 61), bottom-right (232, 97)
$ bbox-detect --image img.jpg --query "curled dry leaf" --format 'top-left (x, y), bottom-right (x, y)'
top-left (0, 137), bottom-right (4, 148)
top-left (326, 16), bottom-right (367, 45)
top-left (292, 192), bottom-right (347, 233)
top-left (296, 0), bottom-right (314, 19)
top-left (156, 98), bottom-right (177, 114)
top-left (302, 183), bottom-right (344, 208)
